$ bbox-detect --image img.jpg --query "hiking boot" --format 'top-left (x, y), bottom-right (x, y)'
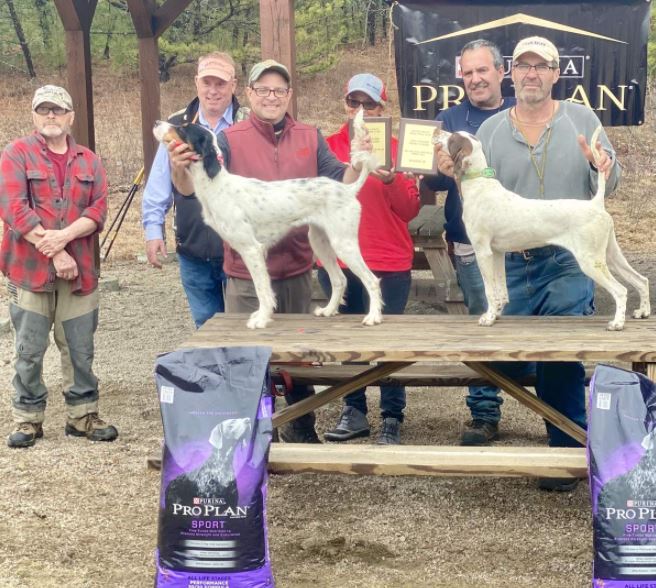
top-left (324, 407), bottom-right (370, 442)
top-left (537, 477), bottom-right (580, 492)
top-left (279, 420), bottom-right (321, 443)
top-left (65, 413), bottom-right (118, 442)
top-left (376, 417), bottom-right (401, 445)
top-left (7, 422), bottom-right (43, 448)
top-left (460, 419), bottom-right (499, 446)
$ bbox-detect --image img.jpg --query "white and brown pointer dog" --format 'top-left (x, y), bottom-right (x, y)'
top-left (434, 128), bottom-right (650, 330)
top-left (154, 111), bottom-right (382, 329)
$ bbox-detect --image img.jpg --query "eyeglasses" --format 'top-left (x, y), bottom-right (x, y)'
top-left (251, 86), bottom-right (290, 98)
top-left (34, 105), bottom-right (69, 116)
top-left (513, 63), bottom-right (555, 75)
top-left (345, 97), bottom-right (379, 111)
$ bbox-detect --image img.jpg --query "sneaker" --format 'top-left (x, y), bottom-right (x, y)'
top-left (65, 413), bottom-right (118, 442)
top-left (376, 417), bottom-right (401, 445)
top-left (537, 477), bottom-right (580, 492)
top-left (279, 421), bottom-right (321, 443)
top-left (7, 422), bottom-right (43, 448)
top-left (460, 419), bottom-right (499, 446)
top-left (324, 407), bottom-right (370, 442)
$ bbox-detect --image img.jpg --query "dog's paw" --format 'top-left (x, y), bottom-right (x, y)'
top-left (633, 306), bottom-right (651, 319)
top-left (362, 312), bottom-right (383, 326)
top-left (314, 305), bottom-right (339, 318)
top-left (606, 319), bottom-right (625, 331)
top-left (247, 312), bottom-right (273, 329)
top-left (478, 313), bottom-right (497, 327)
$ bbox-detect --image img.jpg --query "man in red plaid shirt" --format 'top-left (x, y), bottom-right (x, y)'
top-left (0, 85), bottom-right (118, 448)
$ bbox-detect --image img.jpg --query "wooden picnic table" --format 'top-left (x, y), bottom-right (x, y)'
top-left (177, 313), bottom-right (656, 479)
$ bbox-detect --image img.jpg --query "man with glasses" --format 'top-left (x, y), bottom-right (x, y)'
top-left (143, 52), bottom-right (248, 328)
top-left (422, 39), bottom-right (515, 446)
top-left (437, 36), bottom-right (621, 491)
top-left (169, 59), bottom-right (370, 443)
top-left (0, 85), bottom-right (118, 447)
top-left (321, 73), bottom-right (420, 445)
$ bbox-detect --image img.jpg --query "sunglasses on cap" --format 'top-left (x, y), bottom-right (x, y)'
top-left (345, 97), bottom-right (379, 111)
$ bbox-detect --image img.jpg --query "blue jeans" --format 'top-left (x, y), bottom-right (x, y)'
top-left (317, 268), bottom-right (410, 421)
top-left (455, 253), bottom-right (503, 424)
top-left (498, 246), bottom-right (595, 447)
top-left (178, 252), bottom-right (226, 328)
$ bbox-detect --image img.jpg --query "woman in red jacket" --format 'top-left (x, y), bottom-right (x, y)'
top-left (321, 73), bottom-right (420, 445)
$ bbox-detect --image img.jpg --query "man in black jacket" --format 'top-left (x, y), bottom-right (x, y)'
top-left (142, 52), bottom-right (248, 327)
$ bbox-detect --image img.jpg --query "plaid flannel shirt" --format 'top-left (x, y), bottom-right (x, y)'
top-left (0, 131), bottom-right (107, 294)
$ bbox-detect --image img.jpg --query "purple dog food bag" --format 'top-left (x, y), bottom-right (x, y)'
top-left (588, 364), bottom-right (656, 587)
top-left (154, 346), bottom-right (274, 588)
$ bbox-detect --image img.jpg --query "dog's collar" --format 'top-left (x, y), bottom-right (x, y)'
top-left (461, 167), bottom-right (496, 181)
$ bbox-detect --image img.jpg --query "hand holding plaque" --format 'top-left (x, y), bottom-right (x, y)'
top-left (349, 116), bottom-right (392, 170)
top-left (396, 119), bottom-right (443, 174)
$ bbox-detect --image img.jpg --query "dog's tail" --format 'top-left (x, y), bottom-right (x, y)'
top-left (349, 108), bottom-right (379, 191)
top-left (590, 125), bottom-right (606, 208)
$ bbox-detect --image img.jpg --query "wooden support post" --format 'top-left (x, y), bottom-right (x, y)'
top-left (54, 0), bottom-right (97, 150)
top-left (138, 37), bottom-right (161, 174)
top-left (259, 0), bottom-right (297, 118)
top-left (127, 0), bottom-right (194, 175)
top-left (465, 361), bottom-right (587, 445)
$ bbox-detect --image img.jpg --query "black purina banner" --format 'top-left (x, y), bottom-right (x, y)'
top-left (392, 0), bottom-right (650, 126)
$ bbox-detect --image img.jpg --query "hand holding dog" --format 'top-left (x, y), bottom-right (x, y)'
top-left (167, 140), bottom-right (196, 196)
top-left (577, 135), bottom-right (612, 179)
top-left (434, 144), bottom-right (455, 178)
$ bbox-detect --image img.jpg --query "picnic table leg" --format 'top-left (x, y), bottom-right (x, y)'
top-left (464, 361), bottom-right (587, 446)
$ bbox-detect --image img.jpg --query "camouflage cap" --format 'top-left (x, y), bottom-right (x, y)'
top-left (32, 85), bottom-right (74, 111)
top-left (248, 59), bottom-right (291, 86)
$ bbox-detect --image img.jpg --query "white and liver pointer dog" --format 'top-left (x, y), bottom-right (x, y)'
top-left (434, 128), bottom-right (650, 330)
top-left (154, 111), bottom-right (382, 329)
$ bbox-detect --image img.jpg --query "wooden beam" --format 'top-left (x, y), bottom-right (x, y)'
top-left (272, 362), bottom-right (411, 428)
top-left (268, 445), bottom-right (588, 478)
top-left (154, 0), bottom-right (195, 39)
top-left (63, 29), bottom-right (94, 150)
top-left (54, 1), bottom-right (95, 150)
top-left (126, 0), bottom-right (156, 37)
top-left (259, 0), bottom-right (297, 118)
top-left (465, 361), bottom-right (587, 445)
top-left (138, 36), bottom-right (161, 173)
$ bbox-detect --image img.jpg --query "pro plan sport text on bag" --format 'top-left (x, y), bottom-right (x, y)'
top-left (588, 364), bottom-right (656, 587)
top-left (154, 346), bottom-right (274, 588)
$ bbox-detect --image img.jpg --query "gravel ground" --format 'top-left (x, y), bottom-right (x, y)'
top-left (0, 253), bottom-right (654, 588)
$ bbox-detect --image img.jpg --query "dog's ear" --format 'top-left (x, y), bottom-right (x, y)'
top-left (448, 134), bottom-right (473, 177)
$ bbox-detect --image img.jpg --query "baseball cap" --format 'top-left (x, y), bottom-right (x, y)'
top-left (512, 36), bottom-right (560, 65)
top-left (248, 59), bottom-right (291, 85)
top-left (346, 73), bottom-right (387, 104)
top-left (197, 55), bottom-right (235, 81)
top-left (32, 85), bottom-right (73, 111)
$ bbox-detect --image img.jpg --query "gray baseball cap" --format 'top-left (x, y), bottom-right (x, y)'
top-left (32, 85), bottom-right (74, 111)
top-left (248, 59), bottom-right (291, 86)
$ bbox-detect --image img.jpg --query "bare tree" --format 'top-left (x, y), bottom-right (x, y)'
top-left (6, 0), bottom-right (36, 78)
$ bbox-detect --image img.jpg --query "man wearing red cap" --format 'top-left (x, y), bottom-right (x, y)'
top-left (321, 73), bottom-right (420, 445)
